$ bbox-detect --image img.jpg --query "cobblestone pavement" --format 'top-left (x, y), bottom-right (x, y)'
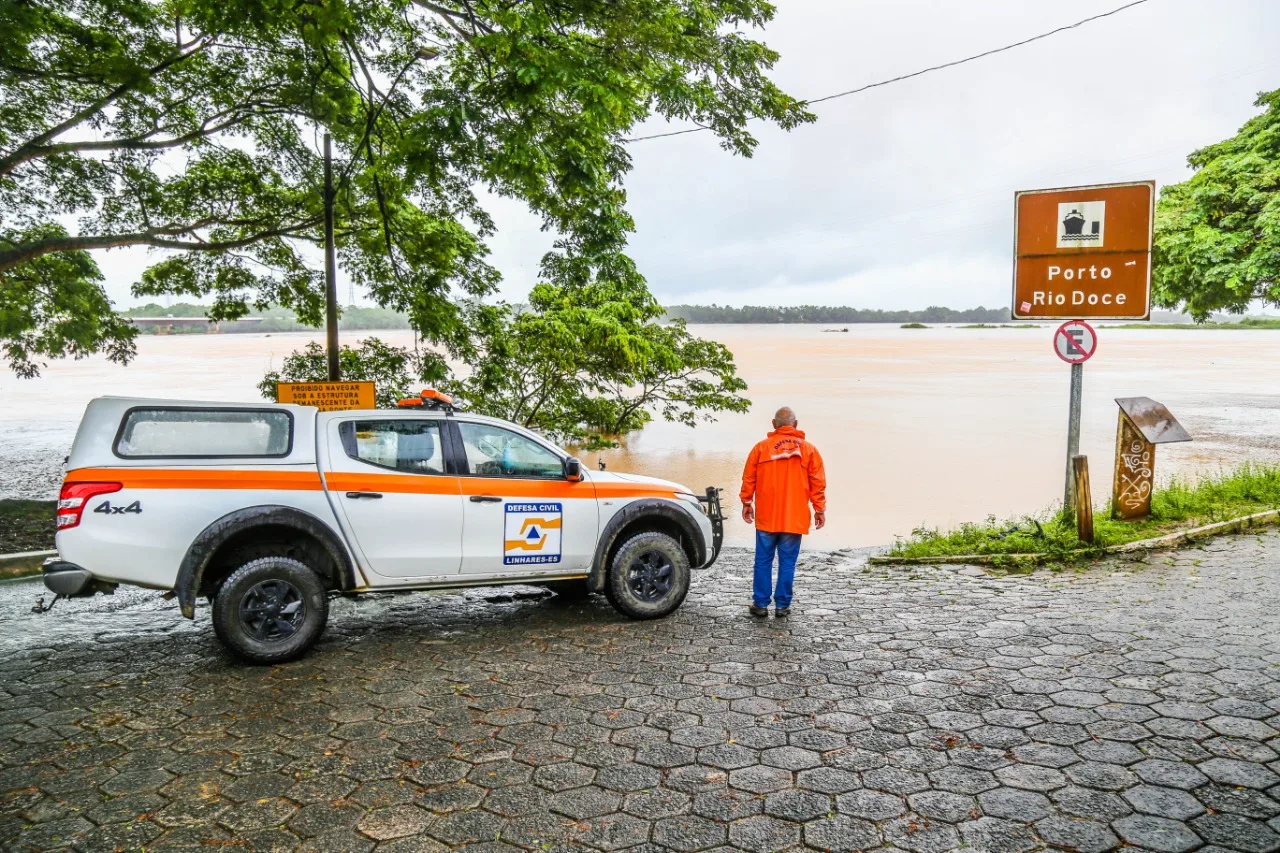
top-left (4, 532), bottom-right (1280, 852)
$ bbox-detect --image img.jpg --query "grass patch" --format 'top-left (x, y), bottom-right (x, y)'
top-left (900, 322), bottom-right (929, 329)
top-left (886, 464), bottom-right (1280, 561)
top-left (0, 499), bottom-right (55, 553)
top-left (958, 323), bottom-right (1042, 329)
top-left (1109, 317), bottom-right (1280, 330)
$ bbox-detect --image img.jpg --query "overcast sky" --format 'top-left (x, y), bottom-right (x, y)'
top-left (102, 0), bottom-right (1280, 311)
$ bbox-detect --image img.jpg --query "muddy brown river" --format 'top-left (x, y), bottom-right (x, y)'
top-left (2, 324), bottom-right (1277, 547)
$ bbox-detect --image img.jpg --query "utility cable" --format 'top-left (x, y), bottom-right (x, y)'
top-left (626, 0), bottom-right (1154, 143)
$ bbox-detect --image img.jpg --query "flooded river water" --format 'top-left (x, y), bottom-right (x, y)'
top-left (2, 324), bottom-right (1277, 547)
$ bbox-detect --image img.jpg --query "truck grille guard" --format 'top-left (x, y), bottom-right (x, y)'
top-left (697, 486), bottom-right (725, 564)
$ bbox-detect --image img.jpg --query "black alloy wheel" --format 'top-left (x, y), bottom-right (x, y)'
top-left (605, 531), bottom-right (691, 620)
top-left (627, 550), bottom-right (674, 602)
top-left (238, 579), bottom-right (306, 642)
top-left (212, 556), bottom-right (329, 664)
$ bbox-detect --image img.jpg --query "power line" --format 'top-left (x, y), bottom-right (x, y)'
top-left (626, 0), bottom-right (1154, 143)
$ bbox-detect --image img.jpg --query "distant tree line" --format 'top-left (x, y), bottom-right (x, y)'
top-left (663, 305), bottom-right (1010, 324)
top-left (123, 303), bottom-right (410, 334)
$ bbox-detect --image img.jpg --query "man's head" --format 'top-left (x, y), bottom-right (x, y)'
top-left (772, 406), bottom-right (797, 430)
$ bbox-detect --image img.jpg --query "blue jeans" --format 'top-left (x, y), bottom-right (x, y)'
top-left (753, 530), bottom-right (802, 609)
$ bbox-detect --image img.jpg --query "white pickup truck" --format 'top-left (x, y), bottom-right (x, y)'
top-left (45, 393), bottom-right (723, 663)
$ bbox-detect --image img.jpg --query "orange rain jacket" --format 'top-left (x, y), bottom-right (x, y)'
top-left (740, 426), bottom-right (827, 535)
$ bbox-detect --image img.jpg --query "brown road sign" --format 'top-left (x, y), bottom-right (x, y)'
top-left (1012, 180), bottom-right (1154, 320)
top-left (277, 381), bottom-right (376, 411)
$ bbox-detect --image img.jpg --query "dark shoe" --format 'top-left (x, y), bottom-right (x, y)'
top-left (774, 607), bottom-right (791, 618)
top-left (749, 605), bottom-right (769, 617)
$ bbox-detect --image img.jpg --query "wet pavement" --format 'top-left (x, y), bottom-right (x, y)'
top-left (3, 534), bottom-right (1280, 852)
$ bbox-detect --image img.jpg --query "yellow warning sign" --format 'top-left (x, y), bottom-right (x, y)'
top-left (276, 381), bottom-right (375, 412)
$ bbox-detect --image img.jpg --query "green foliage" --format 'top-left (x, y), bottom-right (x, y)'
top-left (0, 224), bottom-right (137, 376)
top-left (664, 305), bottom-right (1010, 324)
top-left (1154, 89), bottom-right (1280, 320)
top-left (259, 337), bottom-right (444, 409)
top-left (1, 0), bottom-right (811, 374)
top-left (443, 273), bottom-right (750, 447)
top-left (899, 323), bottom-right (928, 329)
top-left (887, 464), bottom-right (1280, 560)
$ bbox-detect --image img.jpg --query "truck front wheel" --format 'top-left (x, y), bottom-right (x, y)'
top-left (605, 532), bottom-right (691, 620)
top-left (212, 557), bottom-right (329, 664)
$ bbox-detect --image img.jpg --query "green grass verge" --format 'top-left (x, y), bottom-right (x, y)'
top-left (1109, 317), bottom-right (1280, 330)
top-left (0, 499), bottom-right (54, 553)
top-left (957, 324), bottom-right (1042, 329)
top-left (886, 464), bottom-right (1280, 562)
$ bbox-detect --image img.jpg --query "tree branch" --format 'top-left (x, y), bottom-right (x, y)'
top-left (0, 219), bottom-right (322, 275)
top-left (0, 35), bottom-right (215, 178)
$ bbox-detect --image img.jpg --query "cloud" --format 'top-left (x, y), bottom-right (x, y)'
top-left (92, 0), bottom-right (1280, 312)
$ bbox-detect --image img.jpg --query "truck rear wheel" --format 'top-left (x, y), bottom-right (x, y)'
top-left (605, 532), bottom-right (690, 620)
top-left (212, 557), bottom-right (328, 664)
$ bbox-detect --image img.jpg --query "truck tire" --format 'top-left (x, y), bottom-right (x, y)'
top-left (212, 557), bottom-right (329, 664)
top-left (604, 531), bottom-right (690, 620)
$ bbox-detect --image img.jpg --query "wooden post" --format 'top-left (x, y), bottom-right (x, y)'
top-left (1073, 455), bottom-right (1094, 544)
top-left (1112, 410), bottom-right (1155, 519)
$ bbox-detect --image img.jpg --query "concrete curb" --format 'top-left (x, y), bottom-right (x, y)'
top-left (0, 550), bottom-right (55, 581)
top-left (869, 509), bottom-right (1280, 568)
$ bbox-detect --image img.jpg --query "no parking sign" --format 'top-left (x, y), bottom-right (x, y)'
top-left (1053, 320), bottom-right (1098, 364)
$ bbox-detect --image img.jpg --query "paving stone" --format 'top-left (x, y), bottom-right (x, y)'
top-left (976, 787), bottom-right (1052, 822)
top-left (1202, 757), bottom-right (1280, 789)
top-left (727, 765), bottom-right (792, 794)
top-left (356, 805), bottom-right (431, 841)
top-left (651, 814), bottom-right (727, 851)
top-left (803, 815), bottom-right (880, 852)
top-left (692, 789), bottom-right (762, 822)
top-left (727, 815), bottom-right (801, 853)
top-left (1133, 758), bottom-right (1210, 790)
top-left (957, 816), bottom-right (1040, 852)
top-left (1123, 784), bottom-right (1206, 820)
top-left (908, 790), bottom-right (978, 823)
top-left (1034, 815), bottom-right (1119, 853)
top-left (837, 789), bottom-right (907, 821)
top-left (882, 815), bottom-right (962, 853)
top-left (1190, 812), bottom-right (1280, 853)
top-left (764, 788), bottom-right (831, 822)
top-left (1113, 814), bottom-right (1202, 853)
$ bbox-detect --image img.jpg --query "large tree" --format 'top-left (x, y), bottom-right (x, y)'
top-left (0, 0), bottom-right (810, 376)
top-left (1154, 88), bottom-right (1280, 320)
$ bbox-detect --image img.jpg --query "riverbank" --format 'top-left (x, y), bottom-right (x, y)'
top-left (0, 499), bottom-right (53, 553)
top-left (885, 463), bottom-right (1280, 561)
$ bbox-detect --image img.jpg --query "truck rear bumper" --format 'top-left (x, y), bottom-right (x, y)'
top-left (43, 559), bottom-right (115, 597)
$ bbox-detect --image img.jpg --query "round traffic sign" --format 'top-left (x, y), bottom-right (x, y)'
top-left (1054, 320), bottom-right (1098, 364)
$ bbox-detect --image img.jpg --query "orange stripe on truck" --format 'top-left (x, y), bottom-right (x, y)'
top-left (64, 468), bottom-right (679, 500)
top-left (65, 468), bottom-right (323, 491)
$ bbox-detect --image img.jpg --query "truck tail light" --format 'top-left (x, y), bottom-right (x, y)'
top-left (57, 482), bottom-right (122, 530)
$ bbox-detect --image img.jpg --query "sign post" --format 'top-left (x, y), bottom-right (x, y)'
top-left (1053, 320), bottom-right (1098, 511)
top-left (1013, 181), bottom-right (1155, 516)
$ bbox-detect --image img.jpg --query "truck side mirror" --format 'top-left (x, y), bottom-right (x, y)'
top-left (564, 457), bottom-right (583, 482)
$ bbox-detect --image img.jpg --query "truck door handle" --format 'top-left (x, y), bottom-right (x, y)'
top-left (345, 491), bottom-right (383, 499)
top-left (469, 495), bottom-right (502, 503)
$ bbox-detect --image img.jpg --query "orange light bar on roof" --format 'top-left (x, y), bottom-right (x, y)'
top-left (421, 389), bottom-right (453, 405)
top-left (396, 397), bottom-right (423, 408)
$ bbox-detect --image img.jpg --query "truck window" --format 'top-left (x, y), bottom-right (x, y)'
top-left (115, 408), bottom-right (293, 458)
top-left (339, 421), bottom-right (445, 475)
top-left (457, 422), bottom-right (563, 479)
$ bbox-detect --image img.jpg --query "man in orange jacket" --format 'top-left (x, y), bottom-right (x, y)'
top-left (740, 406), bottom-right (826, 617)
